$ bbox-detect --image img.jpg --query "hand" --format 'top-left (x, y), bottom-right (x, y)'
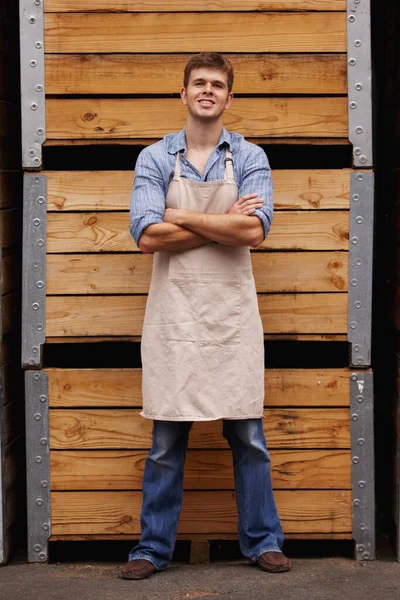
top-left (227, 193), bottom-right (264, 216)
top-left (163, 207), bottom-right (184, 225)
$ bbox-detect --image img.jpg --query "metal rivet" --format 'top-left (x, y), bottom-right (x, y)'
top-left (29, 17), bottom-right (36, 24)
top-left (348, 15), bottom-right (356, 23)
top-left (31, 103), bottom-right (38, 111)
top-left (38, 239), bottom-right (44, 247)
top-left (33, 218), bottom-right (40, 226)
top-left (34, 177), bottom-right (39, 183)
top-left (353, 499), bottom-right (360, 507)
top-left (43, 524), bottom-right (49, 531)
top-left (36, 85), bottom-right (43, 92)
top-left (37, 281), bottom-right (44, 289)
top-left (353, 193), bottom-right (359, 201)
top-left (32, 346), bottom-right (38, 354)
top-left (355, 83), bottom-right (363, 91)
top-left (35, 456), bottom-right (42, 464)
top-left (34, 373), bottom-right (40, 380)
top-left (358, 480), bottom-right (366, 488)
top-left (358, 438), bottom-right (365, 446)
top-left (351, 279), bottom-right (358, 287)
top-left (352, 456), bottom-right (359, 464)
top-left (354, 0), bottom-right (360, 4)
top-left (354, 345), bottom-right (360, 351)
top-left (350, 101), bottom-right (357, 109)
top-left (360, 524), bottom-right (366, 531)
top-left (363, 552), bottom-right (369, 560)
top-left (29, 358), bottom-right (35, 365)
top-left (39, 395), bottom-right (46, 403)
top-left (358, 544), bottom-right (365, 552)
top-left (29, 149), bottom-right (35, 156)
top-left (37, 128), bottom-right (44, 135)
top-left (36, 499), bottom-right (43, 506)
top-left (37, 324), bottom-right (43, 331)
top-left (35, 0), bottom-right (41, 5)
top-left (357, 395), bottom-right (364, 403)
top-left (41, 480), bottom-right (48, 488)
top-left (351, 237), bottom-right (359, 244)
top-left (39, 553), bottom-right (46, 561)
top-left (360, 156), bottom-right (367, 164)
top-left (354, 39), bottom-right (361, 47)
top-left (350, 321), bottom-right (357, 329)
top-left (35, 41), bottom-right (43, 49)
top-left (34, 544), bottom-right (41, 552)
top-left (357, 174), bottom-right (363, 181)
top-left (355, 301), bottom-right (362, 309)
top-left (356, 216), bottom-right (363, 224)
top-left (356, 259), bottom-right (362, 266)
top-left (32, 302), bottom-right (39, 310)
top-left (34, 413), bottom-right (41, 421)
top-left (354, 147), bottom-right (361, 156)
top-left (40, 438), bottom-right (47, 446)
top-left (357, 357), bottom-right (364, 364)
top-left (348, 57), bottom-right (356, 66)
top-left (38, 196), bottom-right (44, 204)
top-left (352, 414), bottom-right (359, 421)
top-left (30, 59), bottom-right (37, 67)
top-left (351, 374), bottom-right (358, 381)
top-left (33, 158), bottom-right (41, 165)
top-left (356, 126), bottom-right (363, 133)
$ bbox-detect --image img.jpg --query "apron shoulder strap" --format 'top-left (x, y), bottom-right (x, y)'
top-left (174, 151), bottom-right (181, 178)
top-left (224, 148), bottom-right (234, 182)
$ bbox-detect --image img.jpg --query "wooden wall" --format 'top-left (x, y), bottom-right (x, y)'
top-left (24, 0), bottom-right (362, 547)
top-left (0, 0), bottom-right (24, 564)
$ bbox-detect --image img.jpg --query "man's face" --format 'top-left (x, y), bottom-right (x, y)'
top-left (180, 68), bottom-right (233, 121)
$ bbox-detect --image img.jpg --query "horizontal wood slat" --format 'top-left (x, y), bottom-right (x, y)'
top-left (49, 408), bottom-right (350, 449)
top-left (50, 532), bottom-right (353, 541)
top-left (45, 169), bottom-right (351, 211)
top-left (50, 490), bottom-right (352, 534)
top-left (46, 97), bottom-right (348, 139)
top-left (46, 211), bottom-right (349, 252)
top-left (46, 368), bottom-right (351, 408)
top-left (46, 252), bottom-right (348, 294)
top-left (45, 293), bottom-right (348, 337)
top-left (45, 54), bottom-right (347, 95)
top-left (44, 13), bottom-right (346, 54)
top-left (49, 449), bottom-right (351, 490)
top-left (45, 1), bottom-right (347, 12)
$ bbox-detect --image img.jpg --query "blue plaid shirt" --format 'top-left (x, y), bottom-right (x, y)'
top-left (130, 127), bottom-right (274, 246)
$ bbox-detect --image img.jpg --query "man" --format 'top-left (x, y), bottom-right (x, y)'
top-left (119, 52), bottom-right (291, 580)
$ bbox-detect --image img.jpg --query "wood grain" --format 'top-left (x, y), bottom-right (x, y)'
top-left (49, 408), bottom-right (350, 449)
top-left (44, 13), bottom-right (346, 54)
top-left (45, 53), bottom-right (347, 95)
top-left (46, 211), bottom-right (349, 252)
top-left (45, 1), bottom-right (347, 12)
top-left (50, 490), bottom-right (352, 534)
top-left (46, 368), bottom-right (351, 408)
top-left (45, 169), bottom-right (351, 212)
top-left (45, 97), bottom-right (348, 139)
top-left (45, 293), bottom-right (348, 337)
top-left (49, 449), bottom-right (352, 490)
top-left (46, 252), bottom-right (348, 294)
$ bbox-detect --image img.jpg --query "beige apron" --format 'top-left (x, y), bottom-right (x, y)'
top-left (140, 148), bottom-right (265, 421)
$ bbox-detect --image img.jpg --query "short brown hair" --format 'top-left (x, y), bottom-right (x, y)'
top-left (183, 53), bottom-right (234, 93)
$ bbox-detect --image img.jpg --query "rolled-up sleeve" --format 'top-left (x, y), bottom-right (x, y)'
top-left (129, 147), bottom-right (166, 247)
top-left (238, 145), bottom-right (274, 240)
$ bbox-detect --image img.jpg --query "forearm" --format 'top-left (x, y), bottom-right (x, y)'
top-left (176, 211), bottom-right (263, 247)
top-left (139, 222), bottom-right (211, 253)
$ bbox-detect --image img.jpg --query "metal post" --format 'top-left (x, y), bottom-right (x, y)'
top-left (350, 371), bottom-right (375, 560)
top-left (348, 172), bottom-right (374, 367)
top-left (25, 370), bottom-right (50, 563)
top-left (22, 175), bottom-right (47, 369)
top-left (347, 0), bottom-right (373, 167)
top-left (19, 0), bottom-right (46, 169)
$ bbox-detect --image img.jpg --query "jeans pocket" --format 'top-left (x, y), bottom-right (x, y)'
top-left (160, 274), bottom-right (241, 345)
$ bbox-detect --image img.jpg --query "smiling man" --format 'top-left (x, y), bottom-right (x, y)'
top-left (119, 52), bottom-right (290, 580)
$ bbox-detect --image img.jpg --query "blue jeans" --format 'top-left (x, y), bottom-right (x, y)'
top-left (128, 418), bottom-right (284, 570)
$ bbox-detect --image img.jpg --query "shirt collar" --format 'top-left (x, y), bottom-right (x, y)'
top-left (167, 127), bottom-right (232, 155)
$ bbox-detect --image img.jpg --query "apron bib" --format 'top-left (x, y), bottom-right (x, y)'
top-left (140, 149), bottom-right (265, 421)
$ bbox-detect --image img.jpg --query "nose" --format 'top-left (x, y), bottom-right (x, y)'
top-left (204, 82), bottom-right (213, 94)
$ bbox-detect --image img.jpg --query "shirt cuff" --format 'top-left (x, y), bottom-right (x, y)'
top-left (252, 209), bottom-right (272, 241)
top-left (130, 215), bottom-right (164, 247)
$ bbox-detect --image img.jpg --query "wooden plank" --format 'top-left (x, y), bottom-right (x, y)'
top-left (46, 252), bottom-right (348, 295)
top-left (46, 169), bottom-right (351, 212)
top-left (49, 532), bottom-right (354, 541)
top-left (45, 293), bottom-right (348, 337)
top-left (45, 53), bottom-right (347, 95)
top-left (0, 209), bottom-right (21, 248)
top-left (45, 333), bottom-right (348, 343)
top-left (49, 449), bottom-right (351, 490)
top-left (1, 248), bottom-right (21, 295)
top-left (45, 1), bottom-right (347, 12)
top-left (46, 97), bottom-right (348, 140)
top-left (44, 13), bottom-right (346, 54)
top-left (50, 490), bottom-right (352, 534)
top-left (43, 137), bottom-right (351, 147)
top-left (49, 408), bottom-right (350, 449)
top-left (46, 368), bottom-right (351, 408)
top-left (46, 211), bottom-right (349, 252)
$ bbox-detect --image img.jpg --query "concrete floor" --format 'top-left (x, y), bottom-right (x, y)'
top-left (1, 540), bottom-right (399, 600)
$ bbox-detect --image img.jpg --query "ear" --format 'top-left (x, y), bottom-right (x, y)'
top-left (180, 87), bottom-right (188, 106)
top-left (225, 92), bottom-right (233, 110)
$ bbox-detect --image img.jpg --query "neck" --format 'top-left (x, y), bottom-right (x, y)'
top-left (185, 116), bottom-right (223, 151)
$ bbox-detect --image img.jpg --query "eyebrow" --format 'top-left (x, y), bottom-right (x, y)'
top-left (192, 77), bottom-right (226, 86)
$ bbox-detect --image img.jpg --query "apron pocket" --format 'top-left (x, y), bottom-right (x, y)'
top-left (160, 275), bottom-right (241, 345)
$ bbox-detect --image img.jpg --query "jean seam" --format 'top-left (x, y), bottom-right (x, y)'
top-left (250, 547), bottom-right (283, 562)
top-left (128, 552), bottom-right (164, 571)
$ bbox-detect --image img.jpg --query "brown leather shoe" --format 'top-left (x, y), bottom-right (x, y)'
top-left (119, 559), bottom-right (157, 580)
top-left (255, 551), bottom-right (291, 573)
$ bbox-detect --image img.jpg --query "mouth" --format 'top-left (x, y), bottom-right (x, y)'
top-left (198, 99), bottom-right (215, 106)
